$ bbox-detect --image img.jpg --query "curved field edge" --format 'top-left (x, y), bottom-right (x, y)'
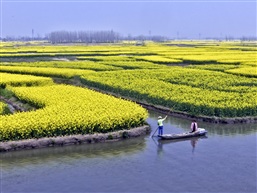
top-left (79, 69), bottom-right (257, 118)
top-left (0, 85), bottom-right (148, 142)
top-left (0, 125), bottom-right (150, 152)
top-left (0, 72), bottom-right (54, 88)
top-left (225, 67), bottom-right (257, 78)
top-left (74, 77), bottom-right (257, 124)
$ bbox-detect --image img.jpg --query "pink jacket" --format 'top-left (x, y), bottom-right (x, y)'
top-left (191, 122), bottom-right (198, 131)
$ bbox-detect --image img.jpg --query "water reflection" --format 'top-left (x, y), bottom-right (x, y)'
top-left (157, 141), bottom-right (164, 156)
top-left (1, 136), bottom-right (147, 169)
top-left (151, 137), bottom-right (164, 156)
top-left (157, 136), bottom-right (207, 146)
top-left (190, 137), bottom-right (198, 152)
top-left (1, 110), bottom-right (256, 193)
top-left (202, 123), bottom-right (257, 136)
top-left (151, 135), bottom-right (208, 158)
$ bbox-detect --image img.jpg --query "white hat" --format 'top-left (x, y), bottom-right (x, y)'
top-left (158, 116), bottom-right (162, 119)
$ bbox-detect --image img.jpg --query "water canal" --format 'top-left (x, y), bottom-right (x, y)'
top-left (1, 110), bottom-right (256, 193)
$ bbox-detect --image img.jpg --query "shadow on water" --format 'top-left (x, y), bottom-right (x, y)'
top-left (0, 136), bottom-right (147, 169)
top-left (151, 135), bottom-right (208, 156)
top-left (157, 135), bottom-right (208, 146)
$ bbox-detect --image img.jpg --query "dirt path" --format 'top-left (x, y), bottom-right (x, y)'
top-left (0, 96), bottom-right (26, 113)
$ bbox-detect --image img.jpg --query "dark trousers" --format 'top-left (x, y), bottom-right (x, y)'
top-left (158, 126), bottom-right (163, 135)
top-left (190, 128), bottom-right (196, 133)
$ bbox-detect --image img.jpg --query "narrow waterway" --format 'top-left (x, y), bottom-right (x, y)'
top-left (1, 110), bottom-right (256, 193)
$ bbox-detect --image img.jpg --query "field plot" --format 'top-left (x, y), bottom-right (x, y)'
top-left (81, 68), bottom-right (257, 117)
top-left (226, 67), bottom-right (257, 77)
top-left (0, 84), bottom-right (147, 141)
top-left (1, 61), bottom-right (122, 71)
top-left (0, 72), bottom-right (54, 88)
top-left (0, 65), bottom-right (95, 78)
top-left (0, 41), bottom-right (256, 141)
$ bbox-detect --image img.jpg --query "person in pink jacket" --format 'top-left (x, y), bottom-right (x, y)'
top-left (190, 120), bottom-right (198, 133)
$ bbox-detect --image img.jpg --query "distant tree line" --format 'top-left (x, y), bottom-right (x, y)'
top-left (126, 34), bottom-right (168, 42)
top-left (47, 30), bottom-right (121, 43)
top-left (0, 30), bottom-right (168, 43)
top-left (1, 30), bottom-right (256, 42)
top-left (239, 36), bottom-right (257, 42)
top-left (46, 30), bottom-right (168, 43)
top-left (1, 35), bottom-right (45, 42)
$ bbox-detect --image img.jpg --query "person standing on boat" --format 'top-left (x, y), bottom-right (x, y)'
top-left (190, 120), bottom-right (198, 133)
top-left (157, 115), bottom-right (167, 135)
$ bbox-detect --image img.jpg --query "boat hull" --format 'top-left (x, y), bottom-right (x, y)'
top-left (158, 128), bottom-right (207, 140)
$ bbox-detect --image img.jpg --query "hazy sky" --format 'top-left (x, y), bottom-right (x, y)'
top-left (0, 0), bottom-right (256, 39)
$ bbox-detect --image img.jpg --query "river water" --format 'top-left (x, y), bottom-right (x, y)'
top-left (0, 110), bottom-right (256, 193)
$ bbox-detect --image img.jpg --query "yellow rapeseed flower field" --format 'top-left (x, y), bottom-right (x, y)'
top-left (0, 41), bottom-right (256, 142)
top-left (0, 72), bottom-right (54, 88)
top-left (0, 85), bottom-right (148, 141)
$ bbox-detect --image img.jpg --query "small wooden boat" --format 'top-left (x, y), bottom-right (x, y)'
top-left (158, 128), bottom-right (207, 140)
